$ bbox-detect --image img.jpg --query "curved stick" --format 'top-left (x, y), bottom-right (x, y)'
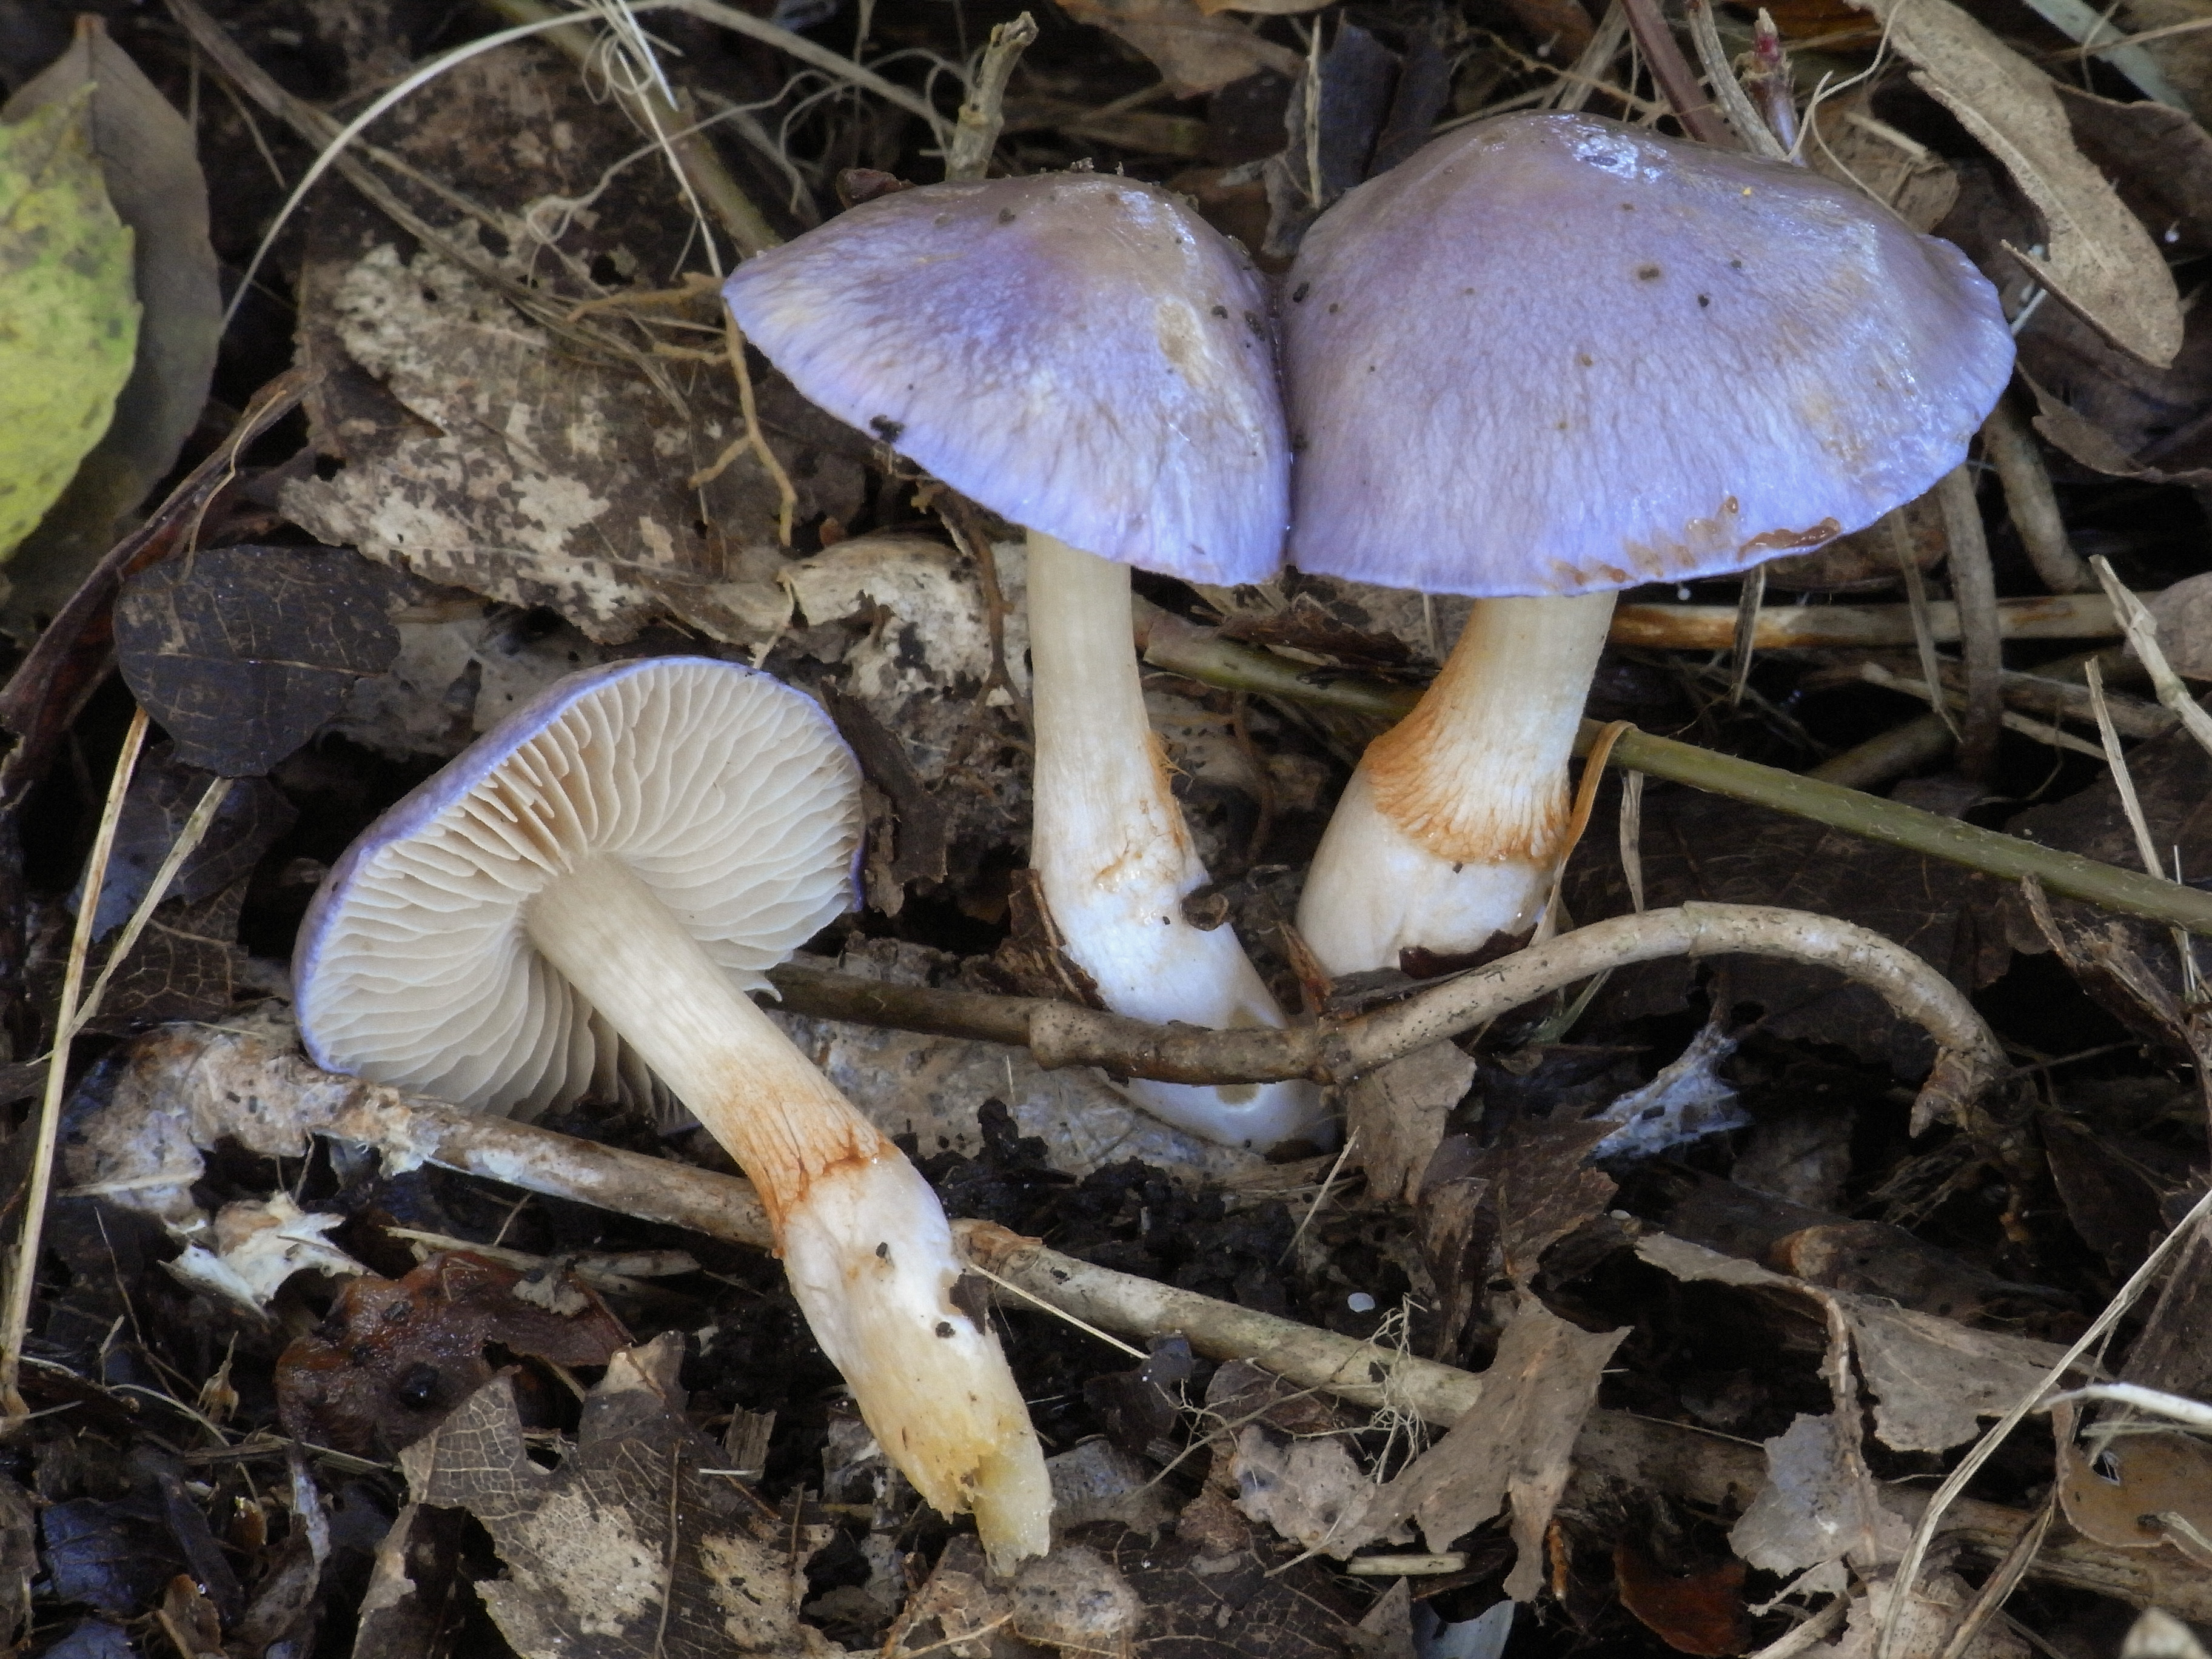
top-left (777, 902), bottom-right (2003, 1127)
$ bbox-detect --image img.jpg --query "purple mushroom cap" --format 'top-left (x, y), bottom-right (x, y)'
top-left (1284, 112), bottom-right (2016, 597)
top-left (723, 173), bottom-right (1289, 586)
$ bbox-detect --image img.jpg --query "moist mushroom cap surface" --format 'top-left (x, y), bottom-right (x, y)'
top-left (722, 172), bottom-right (1287, 586)
top-left (1284, 110), bottom-right (2016, 597)
top-left (293, 657), bottom-right (861, 1116)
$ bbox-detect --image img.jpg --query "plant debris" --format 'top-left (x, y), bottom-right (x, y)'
top-left (6, 0), bottom-right (2212, 1651)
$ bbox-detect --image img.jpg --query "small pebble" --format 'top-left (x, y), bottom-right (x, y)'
top-left (1346, 1292), bottom-right (1376, 1313)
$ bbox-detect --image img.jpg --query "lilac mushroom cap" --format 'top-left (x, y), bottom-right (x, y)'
top-left (293, 657), bottom-right (862, 1117)
top-left (1284, 110), bottom-right (2016, 595)
top-left (722, 171), bottom-right (1288, 586)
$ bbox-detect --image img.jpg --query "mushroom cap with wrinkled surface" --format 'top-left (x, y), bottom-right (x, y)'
top-left (294, 657), bottom-right (861, 1116)
top-left (1284, 111), bottom-right (2015, 597)
top-left (723, 172), bottom-right (1287, 586)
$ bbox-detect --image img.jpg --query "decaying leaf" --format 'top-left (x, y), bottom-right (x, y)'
top-left (1053, 0), bottom-right (1304, 96)
top-left (1589, 1016), bottom-right (1749, 1159)
top-left (277, 1250), bottom-right (631, 1458)
top-left (1637, 1232), bottom-right (2077, 1455)
top-left (82, 743), bottom-right (293, 937)
top-left (2054, 1400), bottom-right (2212, 1567)
top-left (0, 18), bottom-right (220, 637)
top-left (276, 47), bottom-right (865, 648)
top-left (164, 1191), bottom-right (366, 1313)
top-left (889, 1533), bottom-right (1146, 1657)
top-left (1805, 90), bottom-right (1960, 233)
top-left (114, 545), bottom-right (403, 775)
top-left (1848, 0), bottom-right (2183, 366)
top-left (1419, 1113), bottom-right (1618, 1361)
top-left (1727, 1412), bottom-right (1905, 1578)
top-left (2148, 572), bottom-right (2212, 679)
top-left (1338, 1297), bottom-right (1624, 1600)
top-left (2006, 715), bottom-right (2212, 1020)
top-left (1612, 1543), bottom-right (1748, 1658)
top-left (2057, 84), bottom-right (2212, 258)
top-left (0, 91), bottom-right (138, 565)
top-left (401, 1336), bottom-right (837, 1657)
top-left (2113, 0), bottom-right (2212, 119)
top-left (1342, 1040), bottom-right (1475, 1205)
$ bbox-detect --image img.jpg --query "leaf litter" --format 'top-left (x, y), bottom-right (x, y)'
top-left (6, 0), bottom-right (2212, 1654)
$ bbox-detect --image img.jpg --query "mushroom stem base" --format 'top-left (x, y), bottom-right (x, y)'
top-left (1298, 592), bottom-right (1615, 977)
top-left (525, 859), bottom-right (1050, 1565)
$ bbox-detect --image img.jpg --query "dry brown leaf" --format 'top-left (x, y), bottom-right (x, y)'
top-left (1343, 1041), bottom-right (1475, 1205)
top-left (2054, 1401), bottom-right (2212, 1569)
top-left (1635, 1233), bottom-right (2078, 1455)
top-left (1338, 1296), bottom-right (1625, 1600)
top-left (2057, 84), bottom-right (2212, 256)
top-left (1053, 0), bottom-right (1303, 96)
top-left (1805, 90), bottom-right (1960, 233)
top-left (1849, 0), bottom-right (2184, 366)
top-left (1612, 1544), bottom-right (1748, 1658)
top-left (1195, 0), bottom-right (1332, 18)
top-left (401, 1336), bottom-right (837, 1658)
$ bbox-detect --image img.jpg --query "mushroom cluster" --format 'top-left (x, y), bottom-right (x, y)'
top-left (724, 106), bottom-right (2012, 1033)
top-left (294, 657), bottom-right (1050, 1569)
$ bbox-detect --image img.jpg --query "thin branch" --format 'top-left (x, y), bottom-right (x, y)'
top-left (1982, 395), bottom-right (2093, 594)
top-left (1610, 591), bottom-right (2125, 650)
top-left (1939, 466), bottom-right (2005, 782)
top-left (103, 1021), bottom-right (2209, 1620)
top-left (1617, 0), bottom-right (1734, 144)
top-left (1684, 0), bottom-right (1787, 157)
top-left (945, 13), bottom-right (1036, 181)
top-left (953, 1222), bottom-right (2212, 1621)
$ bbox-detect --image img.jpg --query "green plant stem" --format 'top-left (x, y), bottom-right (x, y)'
top-left (1131, 601), bottom-right (2212, 937)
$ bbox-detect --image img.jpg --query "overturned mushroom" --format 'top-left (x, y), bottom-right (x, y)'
top-left (723, 172), bottom-right (1322, 1151)
top-left (1284, 112), bottom-right (2015, 975)
top-left (293, 657), bottom-right (1050, 1568)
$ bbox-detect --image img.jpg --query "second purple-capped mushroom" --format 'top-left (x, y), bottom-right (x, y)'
top-left (1284, 112), bottom-right (2017, 976)
top-left (724, 172), bottom-right (1324, 1151)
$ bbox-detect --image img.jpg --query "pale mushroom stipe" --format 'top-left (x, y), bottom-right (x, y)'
top-left (293, 657), bottom-right (1050, 1569)
top-left (1285, 112), bottom-right (2017, 976)
top-left (723, 172), bottom-right (1324, 1151)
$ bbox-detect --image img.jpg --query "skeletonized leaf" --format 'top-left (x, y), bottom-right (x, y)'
top-left (0, 18), bottom-right (220, 634)
top-left (0, 92), bottom-right (138, 564)
top-left (1848, 0), bottom-right (2182, 367)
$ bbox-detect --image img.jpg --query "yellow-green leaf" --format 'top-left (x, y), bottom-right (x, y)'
top-left (0, 92), bottom-right (139, 564)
